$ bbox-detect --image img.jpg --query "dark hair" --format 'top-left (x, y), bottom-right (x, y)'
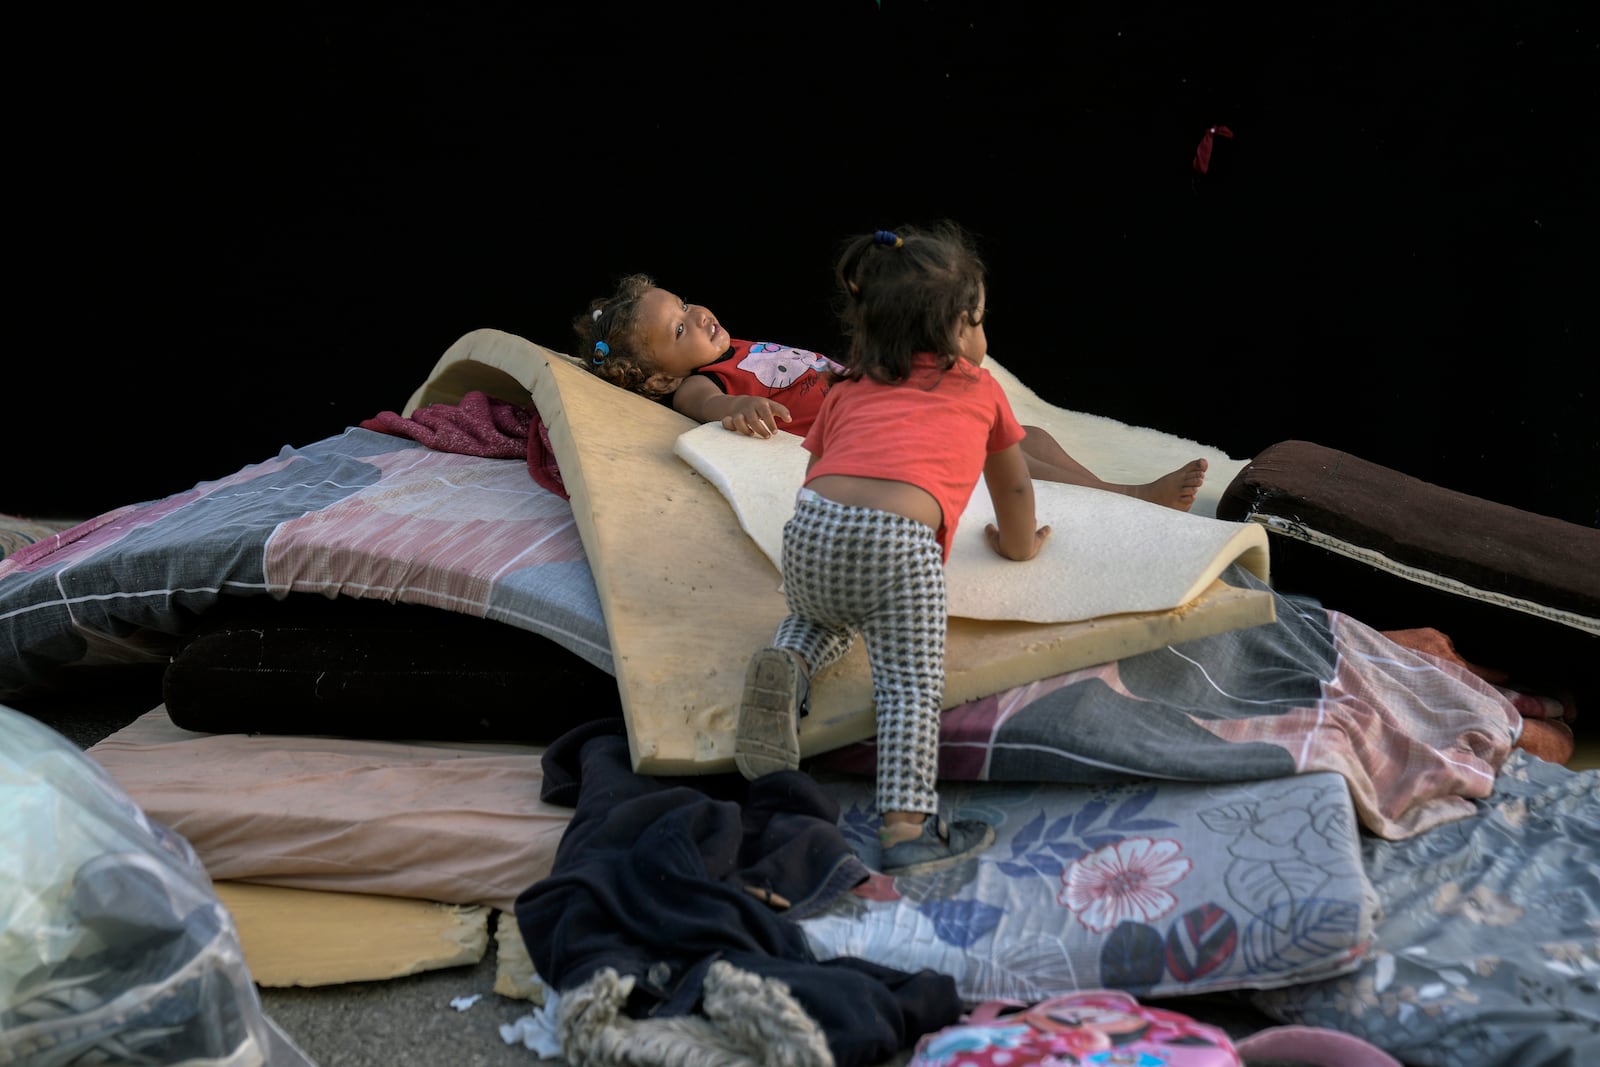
top-left (570, 272), bottom-right (673, 397)
top-left (832, 220), bottom-right (987, 384)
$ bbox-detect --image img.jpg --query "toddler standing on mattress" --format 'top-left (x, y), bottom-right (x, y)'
top-left (573, 274), bottom-right (1208, 510)
top-left (736, 221), bottom-right (1051, 876)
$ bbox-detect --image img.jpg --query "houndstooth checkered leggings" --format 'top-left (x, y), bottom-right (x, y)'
top-left (774, 489), bottom-right (947, 816)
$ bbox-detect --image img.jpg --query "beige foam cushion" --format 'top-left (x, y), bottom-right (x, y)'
top-left (214, 882), bottom-right (490, 987)
top-left (674, 422), bottom-right (1268, 623)
top-left (404, 329), bottom-right (1274, 774)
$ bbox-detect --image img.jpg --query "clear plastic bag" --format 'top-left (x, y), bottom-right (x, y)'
top-left (0, 705), bottom-right (315, 1066)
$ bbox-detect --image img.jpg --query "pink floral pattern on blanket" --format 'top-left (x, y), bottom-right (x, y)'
top-left (802, 771), bottom-right (1377, 1002)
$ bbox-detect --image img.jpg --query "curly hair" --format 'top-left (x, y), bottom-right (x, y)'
top-left (832, 220), bottom-right (987, 385)
top-left (570, 273), bottom-right (673, 397)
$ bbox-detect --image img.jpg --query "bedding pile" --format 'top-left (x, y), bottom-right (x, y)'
top-left (3, 327), bottom-right (1596, 1067)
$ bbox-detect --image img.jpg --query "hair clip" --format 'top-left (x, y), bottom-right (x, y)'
top-left (873, 230), bottom-right (903, 248)
top-left (592, 340), bottom-right (610, 364)
top-left (591, 308), bottom-right (603, 321)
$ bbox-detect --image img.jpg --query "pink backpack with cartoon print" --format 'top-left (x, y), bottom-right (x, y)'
top-left (909, 990), bottom-right (1242, 1067)
top-left (908, 989), bottom-right (1401, 1067)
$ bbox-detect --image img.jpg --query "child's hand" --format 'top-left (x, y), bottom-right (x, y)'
top-left (984, 523), bottom-right (1051, 561)
top-left (721, 397), bottom-right (792, 438)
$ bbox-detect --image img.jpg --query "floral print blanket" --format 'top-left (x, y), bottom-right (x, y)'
top-left (800, 769), bottom-right (1378, 1003)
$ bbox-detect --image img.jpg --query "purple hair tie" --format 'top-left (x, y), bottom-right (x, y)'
top-left (873, 229), bottom-right (903, 248)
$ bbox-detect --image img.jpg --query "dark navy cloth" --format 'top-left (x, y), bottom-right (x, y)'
top-left (514, 719), bottom-right (962, 1067)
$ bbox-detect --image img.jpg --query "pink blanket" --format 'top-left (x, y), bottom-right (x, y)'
top-left (361, 390), bottom-right (567, 499)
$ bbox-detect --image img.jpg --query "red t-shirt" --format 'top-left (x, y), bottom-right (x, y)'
top-left (801, 354), bottom-right (1025, 560)
top-left (691, 339), bottom-right (845, 436)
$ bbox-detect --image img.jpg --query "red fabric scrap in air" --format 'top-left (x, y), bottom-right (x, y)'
top-left (1193, 125), bottom-right (1234, 174)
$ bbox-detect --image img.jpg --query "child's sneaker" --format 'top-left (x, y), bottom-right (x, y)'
top-left (879, 816), bottom-right (995, 876)
top-left (734, 648), bottom-right (809, 779)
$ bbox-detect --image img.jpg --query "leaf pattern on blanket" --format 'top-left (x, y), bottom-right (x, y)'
top-left (802, 772), bottom-right (1376, 1002)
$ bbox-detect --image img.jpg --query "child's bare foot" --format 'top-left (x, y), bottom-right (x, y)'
top-left (1127, 458), bottom-right (1208, 511)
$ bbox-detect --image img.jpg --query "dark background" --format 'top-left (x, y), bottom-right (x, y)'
top-left (12, 1), bottom-right (1596, 527)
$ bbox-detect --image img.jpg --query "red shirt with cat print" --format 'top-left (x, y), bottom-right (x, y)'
top-left (690, 339), bottom-right (845, 436)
